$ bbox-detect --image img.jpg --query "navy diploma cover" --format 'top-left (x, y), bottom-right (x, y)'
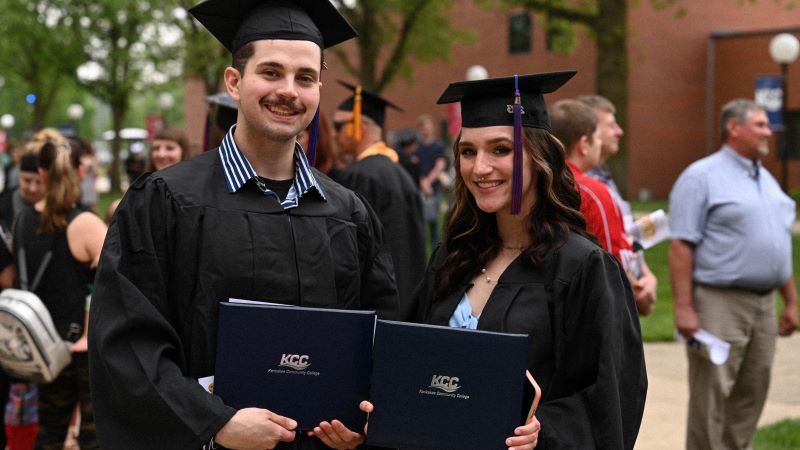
top-left (214, 301), bottom-right (376, 431)
top-left (366, 320), bottom-right (529, 450)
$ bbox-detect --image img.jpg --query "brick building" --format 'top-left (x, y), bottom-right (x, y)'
top-left (184, 0), bottom-right (800, 199)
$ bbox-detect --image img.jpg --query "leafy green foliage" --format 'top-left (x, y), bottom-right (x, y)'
top-left (330, 0), bottom-right (473, 92)
top-left (0, 0), bottom-right (85, 129)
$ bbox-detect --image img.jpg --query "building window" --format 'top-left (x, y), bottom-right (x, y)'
top-left (508, 13), bottom-right (531, 54)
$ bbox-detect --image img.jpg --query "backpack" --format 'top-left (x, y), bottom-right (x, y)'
top-left (0, 214), bottom-right (71, 383)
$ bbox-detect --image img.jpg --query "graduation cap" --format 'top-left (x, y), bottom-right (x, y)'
top-left (188, 0), bottom-right (357, 53)
top-left (336, 81), bottom-right (403, 142)
top-left (436, 71), bottom-right (576, 214)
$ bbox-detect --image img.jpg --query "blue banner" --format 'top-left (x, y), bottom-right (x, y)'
top-left (754, 75), bottom-right (784, 131)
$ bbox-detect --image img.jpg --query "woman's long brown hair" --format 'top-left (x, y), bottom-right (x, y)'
top-left (434, 127), bottom-right (591, 298)
top-left (38, 141), bottom-right (81, 234)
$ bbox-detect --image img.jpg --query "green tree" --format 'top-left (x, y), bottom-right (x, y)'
top-left (175, 0), bottom-right (228, 95)
top-left (331, 0), bottom-right (473, 92)
top-left (0, 0), bottom-right (85, 131)
top-left (66, 0), bottom-right (183, 193)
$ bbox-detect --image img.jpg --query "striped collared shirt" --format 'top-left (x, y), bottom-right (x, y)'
top-left (218, 126), bottom-right (326, 209)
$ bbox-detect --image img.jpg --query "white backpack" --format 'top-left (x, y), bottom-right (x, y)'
top-left (0, 215), bottom-right (71, 383)
top-left (0, 288), bottom-right (71, 383)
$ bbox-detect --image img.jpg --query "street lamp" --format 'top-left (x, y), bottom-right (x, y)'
top-left (158, 92), bottom-right (174, 127)
top-left (0, 114), bottom-right (14, 130)
top-left (67, 103), bottom-right (84, 136)
top-left (465, 65), bottom-right (489, 82)
top-left (768, 32), bottom-right (800, 192)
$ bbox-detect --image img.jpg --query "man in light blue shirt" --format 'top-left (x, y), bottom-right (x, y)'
top-left (669, 99), bottom-right (798, 450)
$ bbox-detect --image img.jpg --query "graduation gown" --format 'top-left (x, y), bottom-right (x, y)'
top-left (88, 150), bottom-right (399, 449)
top-left (338, 152), bottom-right (425, 316)
top-left (411, 232), bottom-right (647, 449)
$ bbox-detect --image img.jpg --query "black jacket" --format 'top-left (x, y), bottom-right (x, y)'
top-left (89, 150), bottom-right (399, 449)
top-left (411, 234), bottom-right (648, 449)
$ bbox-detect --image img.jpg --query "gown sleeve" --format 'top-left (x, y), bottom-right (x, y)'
top-left (88, 176), bottom-right (235, 449)
top-left (536, 248), bottom-right (647, 450)
top-left (352, 191), bottom-right (401, 320)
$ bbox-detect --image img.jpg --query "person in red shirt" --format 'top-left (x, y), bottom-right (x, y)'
top-left (550, 100), bottom-right (655, 315)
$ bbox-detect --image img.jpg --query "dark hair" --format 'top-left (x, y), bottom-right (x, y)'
top-left (19, 152), bottom-right (39, 173)
top-left (550, 99), bottom-right (598, 152)
top-left (435, 127), bottom-right (591, 298)
top-left (66, 136), bottom-right (95, 169)
top-left (38, 141), bottom-right (81, 234)
top-left (148, 127), bottom-right (192, 171)
top-left (231, 42), bottom-right (256, 74)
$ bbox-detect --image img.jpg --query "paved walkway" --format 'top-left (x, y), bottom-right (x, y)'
top-left (636, 333), bottom-right (800, 449)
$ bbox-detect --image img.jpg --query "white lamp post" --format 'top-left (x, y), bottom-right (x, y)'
top-left (465, 65), bottom-right (489, 81)
top-left (769, 33), bottom-right (800, 192)
top-left (158, 93), bottom-right (174, 127)
top-left (67, 103), bottom-right (84, 136)
top-left (0, 114), bottom-right (14, 130)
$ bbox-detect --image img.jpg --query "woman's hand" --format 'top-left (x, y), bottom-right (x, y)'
top-left (69, 336), bottom-right (88, 353)
top-left (505, 416), bottom-right (540, 450)
top-left (308, 400), bottom-right (373, 449)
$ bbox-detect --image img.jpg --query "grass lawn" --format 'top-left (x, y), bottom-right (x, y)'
top-left (754, 419), bottom-right (800, 449)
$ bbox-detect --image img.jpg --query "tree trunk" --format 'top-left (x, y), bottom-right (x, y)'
top-left (596, 0), bottom-right (629, 197)
top-left (110, 101), bottom-right (127, 195)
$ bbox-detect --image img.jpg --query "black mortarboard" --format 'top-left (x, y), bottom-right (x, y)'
top-left (437, 71), bottom-right (576, 215)
top-left (436, 71), bottom-right (576, 132)
top-left (336, 81), bottom-right (403, 128)
top-left (189, 0), bottom-right (357, 53)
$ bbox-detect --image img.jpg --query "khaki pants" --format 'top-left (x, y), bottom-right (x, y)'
top-left (686, 285), bottom-right (777, 450)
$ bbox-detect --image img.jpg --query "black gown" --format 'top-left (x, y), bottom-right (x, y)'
top-left (411, 232), bottom-right (647, 449)
top-left (88, 150), bottom-right (399, 449)
top-left (338, 153), bottom-right (425, 315)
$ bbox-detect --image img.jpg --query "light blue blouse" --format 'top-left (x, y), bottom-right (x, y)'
top-left (448, 293), bottom-right (479, 330)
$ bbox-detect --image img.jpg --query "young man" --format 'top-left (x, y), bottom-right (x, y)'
top-left (88, 1), bottom-right (398, 449)
top-left (577, 95), bottom-right (657, 315)
top-left (669, 99), bottom-right (797, 449)
top-left (333, 83), bottom-right (425, 308)
top-left (549, 101), bottom-right (629, 258)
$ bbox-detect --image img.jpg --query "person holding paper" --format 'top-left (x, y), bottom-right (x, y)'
top-left (576, 95), bottom-right (658, 316)
top-left (88, 1), bottom-right (399, 449)
top-left (410, 72), bottom-right (648, 449)
top-left (669, 98), bottom-right (798, 450)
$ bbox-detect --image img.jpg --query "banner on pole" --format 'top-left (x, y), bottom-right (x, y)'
top-left (754, 75), bottom-right (783, 131)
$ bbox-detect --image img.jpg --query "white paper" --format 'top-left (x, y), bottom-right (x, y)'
top-left (630, 209), bottom-right (670, 250)
top-left (677, 329), bottom-right (731, 365)
top-left (198, 375), bottom-right (215, 394)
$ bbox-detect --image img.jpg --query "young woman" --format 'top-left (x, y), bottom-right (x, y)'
top-left (408, 72), bottom-right (647, 449)
top-left (148, 127), bottom-right (192, 172)
top-left (11, 139), bottom-right (107, 449)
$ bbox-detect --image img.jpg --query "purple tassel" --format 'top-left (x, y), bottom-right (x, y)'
top-left (510, 74), bottom-right (523, 215)
top-left (307, 106), bottom-right (320, 166)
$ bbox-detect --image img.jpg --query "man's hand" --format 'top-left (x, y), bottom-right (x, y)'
top-left (632, 272), bottom-right (657, 316)
top-left (779, 301), bottom-right (798, 337)
top-left (215, 408), bottom-right (296, 450)
top-left (674, 303), bottom-right (700, 341)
